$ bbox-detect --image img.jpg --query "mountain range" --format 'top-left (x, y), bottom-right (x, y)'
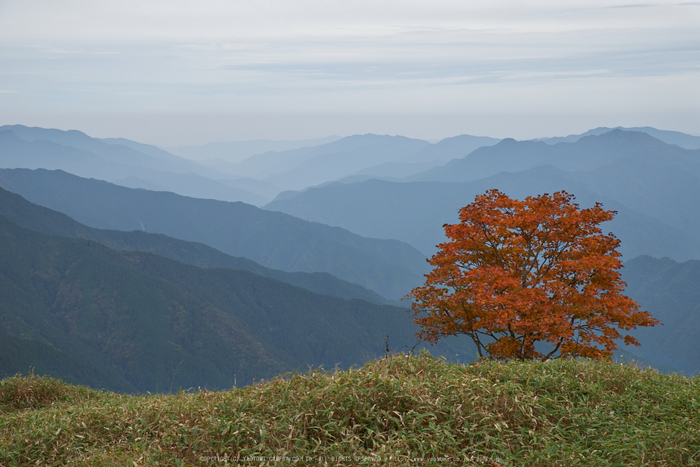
top-left (535, 126), bottom-right (700, 149)
top-left (165, 136), bottom-right (342, 164)
top-left (265, 130), bottom-right (700, 260)
top-left (0, 186), bottom-right (388, 305)
top-left (0, 187), bottom-right (487, 392)
top-left (231, 134), bottom-right (500, 192)
top-left (1, 123), bottom-right (700, 391)
top-left (1, 191), bottom-right (697, 390)
top-left (0, 211), bottom-right (427, 392)
top-left (0, 168), bottom-right (428, 300)
top-left (0, 125), bottom-right (504, 205)
top-left (0, 125), bottom-right (267, 205)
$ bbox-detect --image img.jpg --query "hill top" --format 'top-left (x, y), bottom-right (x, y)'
top-left (1, 354), bottom-right (698, 466)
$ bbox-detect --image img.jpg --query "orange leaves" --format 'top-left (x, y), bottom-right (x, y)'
top-left (408, 189), bottom-right (659, 362)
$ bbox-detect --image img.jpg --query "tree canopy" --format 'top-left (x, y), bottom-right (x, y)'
top-left (408, 189), bottom-right (660, 361)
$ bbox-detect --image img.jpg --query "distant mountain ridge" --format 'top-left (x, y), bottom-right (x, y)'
top-left (0, 125), bottom-right (506, 204)
top-left (0, 125), bottom-right (207, 176)
top-left (227, 134), bottom-right (429, 188)
top-left (0, 168), bottom-right (429, 300)
top-left (165, 136), bottom-right (342, 163)
top-left (217, 133), bottom-right (501, 192)
top-left (263, 134), bottom-right (431, 191)
top-left (265, 130), bottom-right (700, 260)
top-left (0, 187), bottom-right (389, 304)
top-left (535, 126), bottom-right (700, 149)
top-left (331, 134), bottom-right (502, 183)
top-left (0, 125), bottom-right (266, 205)
top-left (409, 129), bottom-right (689, 182)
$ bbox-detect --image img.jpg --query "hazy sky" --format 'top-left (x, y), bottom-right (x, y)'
top-left (1, 0), bottom-right (698, 146)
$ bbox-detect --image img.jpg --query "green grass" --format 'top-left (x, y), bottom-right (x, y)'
top-left (1, 353), bottom-right (699, 466)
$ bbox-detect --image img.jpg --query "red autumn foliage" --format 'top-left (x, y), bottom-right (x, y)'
top-left (408, 189), bottom-right (660, 361)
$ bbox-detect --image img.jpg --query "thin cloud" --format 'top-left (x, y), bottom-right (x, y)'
top-left (0, 0), bottom-right (697, 143)
top-left (604, 3), bottom-right (655, 8)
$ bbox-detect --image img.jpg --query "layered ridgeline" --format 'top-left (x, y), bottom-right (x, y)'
top-left (0, 211), bottom-right (476, 393)
top-left (0, 191), bottom-right (697, 394)
top-left (0, 169), bottom-right (429, 300)
top-left (0, 187), bottom-right (387, 305)
top-left (0, 125), bottom-right (500, 205)
top-left (1, 190), bottom-right (698, 383)
top-left (232, 134), bottom-right (500, 191)
top-left (266, 130), bottom-right (700, 260)
top-left (534, 126), bottom-right (700, 148)
top-left (0, 125), bottom-right (266, 205)
top-left (2, 208), bottom-right (697, 396)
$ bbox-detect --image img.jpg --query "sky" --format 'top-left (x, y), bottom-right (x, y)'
top-left (0, 0), bottom-right (698, 146)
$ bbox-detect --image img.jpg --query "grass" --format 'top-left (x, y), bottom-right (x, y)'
top-left (1, 353), bottom-right (699, 466)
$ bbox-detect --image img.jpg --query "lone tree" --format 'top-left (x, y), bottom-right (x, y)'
top-left (408, 189), bottom-right (659, 361)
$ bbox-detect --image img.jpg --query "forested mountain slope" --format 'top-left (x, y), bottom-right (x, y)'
top-left (0, 168), bottom-right (429, 299)
top-left (0, 187), bottom-right (388, 304)
top-left (622, 255), bottom-right (700, 375)
top-left (0, 214), bottom-right (432, 392)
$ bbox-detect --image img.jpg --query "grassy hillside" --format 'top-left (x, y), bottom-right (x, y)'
top-left (1, 355), bottom-right (698, 466)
